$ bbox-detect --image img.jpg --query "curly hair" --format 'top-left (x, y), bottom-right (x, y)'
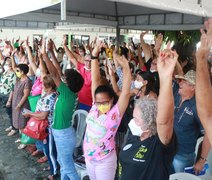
top-left (64, 69), bottom-right (84, 93)
top-left (135, 97), bottom-right (158, 135)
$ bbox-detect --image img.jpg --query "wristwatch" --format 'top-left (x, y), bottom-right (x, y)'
top-left (91, 55), bottom-right (99, 60)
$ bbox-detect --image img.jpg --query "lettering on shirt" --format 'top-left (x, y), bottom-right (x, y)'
top-left (185, 107), bottom-right (193, 116)
top-left (133, 145), bottom-right (148, 162)
top-left (178, 107), bottom-right (193, 123)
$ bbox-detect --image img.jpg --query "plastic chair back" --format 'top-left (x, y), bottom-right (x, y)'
top-left (72, 109), bottom-right (88, 148)
top-left (169, 172), bottom-right (201, 180)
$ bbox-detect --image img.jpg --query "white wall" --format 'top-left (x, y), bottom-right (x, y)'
top-left (0, 28), bottom-right (117, 48)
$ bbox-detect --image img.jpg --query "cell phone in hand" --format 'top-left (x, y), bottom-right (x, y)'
top-left (22, 108), bottom-right (31, 115)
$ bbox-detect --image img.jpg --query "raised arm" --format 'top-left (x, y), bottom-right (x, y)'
top-left (115, 54), bottom-right (131, 117)
top-left (63, 36), bottom-right (80, 67)
top-left (0, 49), bottom-right (4, 61)
top-left (91, 41), bottom-right (103, 100)
top-left (41, 40), bottom-right (61, 87)
top-left (47, 39), bottom-right (62, 77)
top-left (174, 56), bottom-right (184, 76)
top-left (11, 49), bottom-right (18, 71)
top-left (140, 31), bottom-right (152, 62)
top-left (154, 33), bottom-right (163, 57)
top-left (196, 18), bottom-right (212, 145)
top-left (113, 46), bottom-right (120, 70)
top-left (108, 64), bottom-right (121, 97)
top-left (38, 50), bottom-right (47, 80)
top-left (137, 45), bottom-right (146, 70)
top-left (156, 49), bottom-right (177, 145)
top-left (25, 37), bottom-right (38, 74)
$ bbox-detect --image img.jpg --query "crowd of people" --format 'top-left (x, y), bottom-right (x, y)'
top-left (0, 18), bottom-right (212, 180)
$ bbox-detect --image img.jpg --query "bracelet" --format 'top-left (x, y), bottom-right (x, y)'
top-left (200, 156), bottom-right (207, 161)
top-left (91, 55), bottom-right (99, 60)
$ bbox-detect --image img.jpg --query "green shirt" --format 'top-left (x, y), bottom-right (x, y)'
top-left (52, 82), bottom-right (77, 129)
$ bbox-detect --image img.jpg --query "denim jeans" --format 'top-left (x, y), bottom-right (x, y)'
top-left (172, 153), bottom-right (195, 173)
top-left (52, 127), bottom-right (79, 180)
top-left (48, 128), bottom-right (58, 176)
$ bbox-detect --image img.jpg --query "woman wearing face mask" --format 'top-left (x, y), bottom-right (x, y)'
top-left (63, 36), bottom-right (93, 112)
top-left (0, 57), bottom-right (17, 133)
top-left (25, 37), bottom-right (47, 96)
top-left (133, 71), bottom-right (157, 99)
top-left (7, 62), bottom-right (32, 149)
top-left (83, 42), bottom-right (131, 180)
top-left (119, 49), bottom-right (178, 180)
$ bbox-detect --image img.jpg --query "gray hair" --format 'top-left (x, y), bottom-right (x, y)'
top-left (135, 97), bottom-right (158, 135)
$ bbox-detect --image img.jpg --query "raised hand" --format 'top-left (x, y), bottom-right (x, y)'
top-left (115, 55), bottom-right (129, 68)
top-left (107, 64), bottom-right (115, 76)
top-left (62, 35), bottom-right (67, 46)
top-left (91, 40), bottom-right (104, 57)
top-left (157, 49), bottom-right (177, 79)
top-left (140, 31), bottom-right (148, 39)
top-left (25, 36), bottom-right (29, 47)
top-left (47, 39), bottom-right (54, 52)
top-left (11, 48), bottom-right (17, 56)
top-left (155, 33), bottom-right (163, 52)
top-left (196, 19), bottom-right (212, 60)
top-left (39, 38), bottom-right (46, 55)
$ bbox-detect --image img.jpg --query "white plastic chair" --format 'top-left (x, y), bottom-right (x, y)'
top-left (195, 136), bottom-right (204, 157)
top-left (169, 172), bottom-right (201, 180)
top-left (72, 110), bottom-right (89, 179)
top-left (72, 109), bottom-right (88, 148)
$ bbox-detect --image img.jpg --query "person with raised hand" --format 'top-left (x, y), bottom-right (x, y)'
top-left (63, 35), bottom-right (93, 111)
top-left (41, 39), bottom-right (84, 180)
top-left (196, 18), bottom-right (212, 145)
top-left (83, 40), bottom-right (131, 180)
top-left (119, 49), bottom-right (177, 180)
top-left (172, 40), bottom-right (210, 174)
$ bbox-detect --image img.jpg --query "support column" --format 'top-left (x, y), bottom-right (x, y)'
top-left (116, 25), bottom-right (120, 46)
top-left (61, 0), bottom-right (66, 21)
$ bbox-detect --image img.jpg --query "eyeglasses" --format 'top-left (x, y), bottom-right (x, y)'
top-left (95, 101), bottom-right (110, 106)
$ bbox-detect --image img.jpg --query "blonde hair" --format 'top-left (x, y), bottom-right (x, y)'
top-left (43, 75), bottom-right (56, 91)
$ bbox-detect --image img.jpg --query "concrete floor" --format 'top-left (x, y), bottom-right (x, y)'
top-left (0, 105), bottom-right (51, 180)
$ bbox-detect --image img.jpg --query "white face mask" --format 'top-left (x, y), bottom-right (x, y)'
top-left (128, 119), bottom-right (149, 137)
top-left (134, 80), bottom-right (143, 89)
top-left (84, 66), bottom-right (91, 71)
top-left (35, 68), bottom-right (41, 77)
top-left (4, 65), bottom-right (9, 71)
top-left (128, 119), bottom-right (143, 136)
top-left (150, 69), bottom-right (157, 73)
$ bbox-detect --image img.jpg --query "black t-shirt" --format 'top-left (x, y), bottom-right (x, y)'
top-left (119, 133), bottom-right (177, 180)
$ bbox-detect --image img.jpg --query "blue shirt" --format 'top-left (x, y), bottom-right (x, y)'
top-left (173, 81), bottom-right (203, 155)
top-left (117, 66), bottom-right (135, 90)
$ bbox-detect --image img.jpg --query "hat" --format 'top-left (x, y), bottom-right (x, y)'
top-left (175, 70), bottom-right (196, 85)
